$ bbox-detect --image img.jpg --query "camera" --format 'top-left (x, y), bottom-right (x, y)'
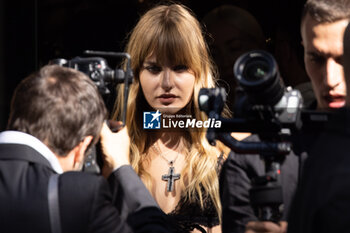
top-left (234, 50), bottom-right (284, 106)
top-left (199, 51), bottom-right (304, 142)
top-left (50, 51), bottom-right (133, 174)
top-left (51, 56), bottom-right (124, 96)
top-left (199, 50), bottom-right (304, 222)
top-left (50, 51), bottom-right (133, 98)
top-left (50, 50), bottom-right (133, 124)
top-left (233, 50), bottom-right (303, 131)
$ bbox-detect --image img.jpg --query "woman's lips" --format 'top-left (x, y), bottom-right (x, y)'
top-left (157, 94), bottom-right (177, 105)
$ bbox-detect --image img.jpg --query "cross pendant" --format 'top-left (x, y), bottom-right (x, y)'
top-left (162, 166), bottom-right (181, 192)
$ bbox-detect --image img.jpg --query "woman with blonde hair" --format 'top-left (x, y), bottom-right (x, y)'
top-left (113, 3), bottom-right (230, 232)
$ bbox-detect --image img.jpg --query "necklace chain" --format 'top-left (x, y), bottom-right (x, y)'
top-left (153, 142), bottom-right (180, 166)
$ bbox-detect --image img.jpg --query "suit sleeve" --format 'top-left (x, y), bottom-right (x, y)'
top-left (60, 170), bottom-right (172, 233)
top-left (59, 172), bottom-right (132, 233)
top-left (87, 175), bottom-right (133, 233)
top-left (220, 152), bottom-right (262, 233)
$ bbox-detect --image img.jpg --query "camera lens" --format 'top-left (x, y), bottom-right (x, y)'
top-left (233, 50), bottom-right (284, 106)
top-left (243, 58), bottom-right (270, 82)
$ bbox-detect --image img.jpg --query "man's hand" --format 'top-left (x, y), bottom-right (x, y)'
top-left (245, 221), bottom-right (287, 233)
top-left (99, 121), bottom-right (130, 178)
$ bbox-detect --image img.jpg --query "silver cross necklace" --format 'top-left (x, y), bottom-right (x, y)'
top-left (153, 142), bottom-right (181, 192)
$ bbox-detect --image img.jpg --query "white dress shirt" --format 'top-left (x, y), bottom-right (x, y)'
top-left (0, 130), bottom-right (63, 174)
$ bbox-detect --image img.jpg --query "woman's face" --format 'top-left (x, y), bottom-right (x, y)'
top-left (139, 55), bottom-right (195, 114)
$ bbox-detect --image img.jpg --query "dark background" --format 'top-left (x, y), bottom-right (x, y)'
top-left (0, 0), bottom-right (306, 131)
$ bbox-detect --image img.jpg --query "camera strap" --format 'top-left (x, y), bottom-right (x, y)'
top-left (48, 174), bottom-right (62, 233)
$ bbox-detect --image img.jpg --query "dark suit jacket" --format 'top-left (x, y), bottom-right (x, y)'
top-left (0, 143), bottom-right (172, 233)
top-left (288, 130), bottom-right (350, 233)
top-left (287, 108), bottom-right (350, 233)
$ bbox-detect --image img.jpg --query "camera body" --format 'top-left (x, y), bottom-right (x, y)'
top-left (50, 56), bottom-right (128, 96)
top-left (199, 50), bottom-right (304, 139)
top-left (232, 50), bottom-right (303, 134)
top-left (273, 87), bottom-right (303, 128)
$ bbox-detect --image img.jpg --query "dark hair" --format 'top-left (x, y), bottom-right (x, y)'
top-left (302, 0), bottom-right (350, 23)
top-left (7, 65), bottom-right (107, 156)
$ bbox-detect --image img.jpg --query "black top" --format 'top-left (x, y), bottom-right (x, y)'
top-left (168, 190), bottom-right (220, 233)
top-left (167, 154), bottom-right (225, 233)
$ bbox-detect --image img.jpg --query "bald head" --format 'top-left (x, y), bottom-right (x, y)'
top-left (203, 5), bottom-right (265, 46)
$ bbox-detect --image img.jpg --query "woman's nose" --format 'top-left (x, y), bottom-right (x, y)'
top-left (161, 69), bottom-right (174, 91)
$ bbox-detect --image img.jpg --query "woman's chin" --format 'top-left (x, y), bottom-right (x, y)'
top-left (151, 103), bottom-right (189, 115)
top-left (157, 107), bottom-right (181, 115)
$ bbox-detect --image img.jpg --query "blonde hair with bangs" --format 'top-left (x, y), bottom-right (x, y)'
top-left (113, 3), bottom-right (230, 220)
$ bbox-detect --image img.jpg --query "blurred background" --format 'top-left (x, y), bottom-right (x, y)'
top-left (0, 0), bottom-right (306, 130)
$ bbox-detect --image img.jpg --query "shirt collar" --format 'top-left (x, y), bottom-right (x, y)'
top-left (0, 131), bottom-right (63, 174)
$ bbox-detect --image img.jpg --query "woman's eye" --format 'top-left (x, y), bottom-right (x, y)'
top-left (145, 65), bottom-right (162, 74)
top-left (173, 65), bottom-right (188, 72)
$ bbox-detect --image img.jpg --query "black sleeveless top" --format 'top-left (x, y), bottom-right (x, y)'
top-left (166, 154), bottom-right (225, 233)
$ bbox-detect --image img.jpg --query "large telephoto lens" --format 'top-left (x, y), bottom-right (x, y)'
top-left (233, 50), bottom-right (284, 106)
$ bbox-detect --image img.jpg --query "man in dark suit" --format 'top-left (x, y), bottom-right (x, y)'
top-left (219, 0), bottom-right (350, 232)
top-left (0, 65), bottom-right (172, 233)
top-left (287, 18), bottom-right (350, 233)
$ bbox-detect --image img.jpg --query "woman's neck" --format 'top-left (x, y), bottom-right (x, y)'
top-left (150, 130), bottom-right (188, 151)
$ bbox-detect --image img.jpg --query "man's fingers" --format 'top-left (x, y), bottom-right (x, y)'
top-left (246, 221), bottom-right (282, 233)
top-left (279, 221), bottom-right (287, 233)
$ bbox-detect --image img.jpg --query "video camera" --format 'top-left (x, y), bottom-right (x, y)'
top-left (50, 50), bottom-right (133, 174)
top-left (199, 50), bottom-right (343, 222)
top-left (199, 51), bottom-right (304, 154)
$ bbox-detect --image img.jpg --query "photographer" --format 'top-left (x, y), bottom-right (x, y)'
top-left (220, 0), bottom-right (349, 232)
top-left (0, 65), bottom-right (172, 233)
top-left (201, 4), bottom-right (267, 113)
top-left (287, 20), bottom-right (350, 233)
